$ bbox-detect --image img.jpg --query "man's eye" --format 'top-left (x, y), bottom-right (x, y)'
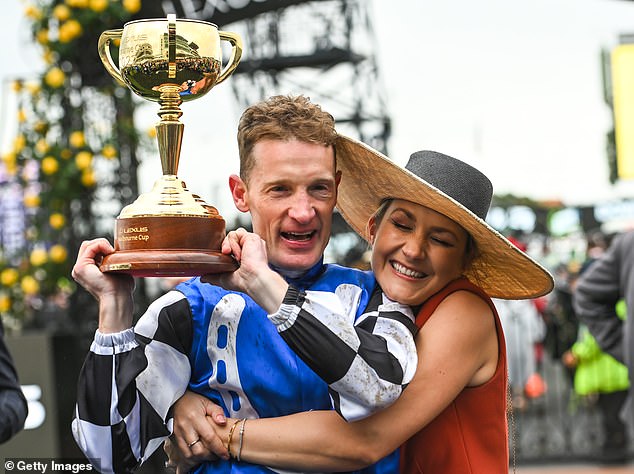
top-left (310, 184), bottom-right (333, 196)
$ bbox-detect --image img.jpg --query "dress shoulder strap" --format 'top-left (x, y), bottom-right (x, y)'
top-left (415, 277), bottom-right (489, 329)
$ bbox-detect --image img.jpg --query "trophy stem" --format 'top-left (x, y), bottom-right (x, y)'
top-left (157, 85), bottom-right (184, 176)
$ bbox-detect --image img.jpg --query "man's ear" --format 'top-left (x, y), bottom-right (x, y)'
top-left (229, 174), bottom-right (249, 212)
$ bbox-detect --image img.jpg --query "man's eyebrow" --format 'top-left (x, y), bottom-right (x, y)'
top-left (260, 177), bottom-right (287, 186)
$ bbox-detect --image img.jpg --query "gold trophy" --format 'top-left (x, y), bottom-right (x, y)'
top-left (97, 14), bottom-right (242, 276)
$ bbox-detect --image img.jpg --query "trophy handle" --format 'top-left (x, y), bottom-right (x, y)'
top-left (217, 31), bottom-right (243, 86)
top-left (98, 29), bottom-right (126, 87)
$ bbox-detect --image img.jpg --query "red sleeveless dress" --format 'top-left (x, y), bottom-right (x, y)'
top-left (400, 277), bottom-right (509, 474)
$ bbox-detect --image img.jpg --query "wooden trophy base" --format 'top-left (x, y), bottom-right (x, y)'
top-left (99, 215), bottom-right (238, 277)
top-left (100, 249), bottom-right (237, 277)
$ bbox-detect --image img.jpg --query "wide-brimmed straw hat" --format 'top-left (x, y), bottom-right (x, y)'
top-left (335, 135), bottom-right (554, 300)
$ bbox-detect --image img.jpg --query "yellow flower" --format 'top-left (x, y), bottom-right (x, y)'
top-left (30, 248), bottom-right (48, 267)
top-left (41, 156), bottom-right (59, 175)
top-left (147, 127), bottom-right (157, 139)
top-left (122, 0), bottom-right (141, 14)
top-left (13, 134), bottom-right (26, 153)
top-left (11, 81), bottom-right (22, 92)
top-left (44, 67), bottom-right (66, 88)
top-left (69, 131), bottom-right (85, 148)
top-left (21, 276), bottom-right (39, 296)
top-left (2, 152), bottom-right (16, 166)
top-left (17, 109), bottom-right (27, 123)
top-left (36, 28), bottom-right (49, 45)
top-left (24, 4), bottom-right (42, 19)
top-left (49, 245), bottom-right (68, 263)
top-left (42, 49), bottom-right (55, 65)
top-left (58, 19), bottom-right (83, 43)
top-left (81, 169), bottom-right (96, 187)
top-left (0, 294), bottom-right (11, 313)
top-left (26, 82), bottom-right (41, 95)
top-left (89, 0), bottom-right (109, 12)
top-left (61, 148), bottom-right (72, 160)
top-left (24, 193), bottom-right (40, 208)
top-left (66, 0), bottom-right (89, 7)
top-left (49, 213), bottom-right (66, 230)
top-left (1, 269), bottom-right (19, 287)
top-left (35, 139), bottom-right (50, 154)
top-left (52, 4), bottom-right (71, 21)
top-left (75, 151), bottom-right (93, 170)
top-left (101, 144), bottom-right (117, 159)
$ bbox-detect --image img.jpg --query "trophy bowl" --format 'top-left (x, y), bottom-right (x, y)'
top-left (97, 15), bottom-right (242, 277)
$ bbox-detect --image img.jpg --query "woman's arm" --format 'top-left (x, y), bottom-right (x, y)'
top-left (271, 285), bottom-right (418, 420)
top-left (205, 229), bottom-right (419, 420)
top-left (169, 290), bottom-right (497, 470)
top-left (229, 290), bottom-right (498, 469)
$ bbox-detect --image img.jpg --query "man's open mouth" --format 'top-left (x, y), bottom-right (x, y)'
top-left (281, 231), bottom-right (316, 242)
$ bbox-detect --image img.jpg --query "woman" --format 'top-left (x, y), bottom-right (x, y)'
top-left (167, 136), bottom-right (554, 473)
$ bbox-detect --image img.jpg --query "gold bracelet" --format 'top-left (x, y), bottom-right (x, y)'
top-left (237, 418), bottom-right (247, 462)
top-left (227, 418), bottom-right (241, 458)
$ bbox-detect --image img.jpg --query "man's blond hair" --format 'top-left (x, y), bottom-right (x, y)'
top-left (237, 95), bottom-right (337, 182)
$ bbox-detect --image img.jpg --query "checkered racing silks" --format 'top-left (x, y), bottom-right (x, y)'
top-left (71, 264), bottom-right (412, 473)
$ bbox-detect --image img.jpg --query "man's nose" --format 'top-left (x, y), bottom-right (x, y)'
top-left (288, 193), bottom-right (316, 223)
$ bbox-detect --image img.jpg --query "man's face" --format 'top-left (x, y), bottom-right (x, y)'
top-left (231, 139), bottom-right (340, 273)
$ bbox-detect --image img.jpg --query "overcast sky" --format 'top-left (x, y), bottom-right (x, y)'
top-left (3, 0), bottom-right (634, 227)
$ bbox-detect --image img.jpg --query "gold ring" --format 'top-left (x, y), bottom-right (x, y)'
top-left (187, 438), bottom-right (201, 448)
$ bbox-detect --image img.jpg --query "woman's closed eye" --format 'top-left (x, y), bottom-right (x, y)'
top-left (390, 218), bottom-right (413, 231)
top-left (431, 236), bottom-right (454, 247)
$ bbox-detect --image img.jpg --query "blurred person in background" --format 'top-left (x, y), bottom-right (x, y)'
top-left (574, 229), bottom-right (634, 452)
top-left (497, 232), bottom-right (547, 410)
top-left (495, 297), bottom-right (546, 410)
top-left (562, 298), bottom-right (629, 465)
top-left (543, 262), bottom-right (581, 384)
top-left (0, 316), bottom-right (27, 443)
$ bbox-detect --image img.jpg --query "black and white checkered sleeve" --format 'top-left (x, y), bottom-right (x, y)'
top-left (71, 290), bottom-right (193, 474)
top-left (268, 285), bottom-right (418, 421)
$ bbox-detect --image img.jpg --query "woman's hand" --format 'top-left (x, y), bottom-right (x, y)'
top-left (166, 390), bottom-right (231, 469)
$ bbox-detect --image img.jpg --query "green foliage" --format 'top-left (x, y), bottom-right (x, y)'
top-left (0, 0), bottom-right (144, 326)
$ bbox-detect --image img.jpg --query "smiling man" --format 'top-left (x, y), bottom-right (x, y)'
top-left (70, 95), bottom-right (399, 474)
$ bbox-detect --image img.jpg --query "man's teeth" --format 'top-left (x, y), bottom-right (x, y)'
top-left (392, 262), bottom-right (424, 278)
top-left (283, 231), bottom-right (313, 241)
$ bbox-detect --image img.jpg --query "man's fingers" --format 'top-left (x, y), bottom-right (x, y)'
top-left (189, 439), bottom-right (220, 461)
top-left (227, 232), bottom-right (243, 261)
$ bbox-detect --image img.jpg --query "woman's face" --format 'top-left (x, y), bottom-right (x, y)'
top-left (368, 199), bottom-right (470, 306)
